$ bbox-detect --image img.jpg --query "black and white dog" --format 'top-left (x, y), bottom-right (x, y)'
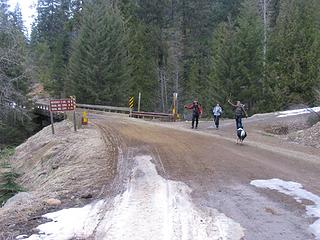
top-left (237, 128), bottom-right (247, 144)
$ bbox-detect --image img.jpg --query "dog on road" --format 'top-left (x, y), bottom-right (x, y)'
top-left (237, 128), bottom-right (247, 144)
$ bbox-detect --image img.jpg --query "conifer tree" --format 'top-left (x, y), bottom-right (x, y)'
top-left (232, 0), bottom-right (264, 112)
top-left (67, 1), bottom-right (129, 105)
top-left (0, 1), bottom-right (33, 146)
top-left (31, 0), bottom-right (73, 97)
top-left (209, 19), bottom-right (236, 116)
top-left (267, 0), bottom-right (320, 108)
top-left (209, 0), bottom-right (264, 114)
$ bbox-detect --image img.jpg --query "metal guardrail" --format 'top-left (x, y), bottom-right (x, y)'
top-left (34, 103), bottom-right (64, 120)
top-left (34, 103), bottom-right (50, 111)
top-left (131, 111), bottom-right (174, 121)
top-left (76, 104), bottom-right (130, 114)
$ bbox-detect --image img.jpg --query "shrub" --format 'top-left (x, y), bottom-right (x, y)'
top-left (0, 148), bottom-right (23, 206)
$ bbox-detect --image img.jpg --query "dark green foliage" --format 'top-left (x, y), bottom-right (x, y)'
top-left (0, 1), bottom-right (35, 147)
top-left (266, 0), bottom-right (320, 109)
top-left (31, 0), bottom-right (76, 97)
top-left (208, 20), bottom-right (237, 117)
top-left (30, 0), bottom-right (320, 115)
top-left (232, 0), bottom-right (264, 113)
top-left (209, 0), bottom-right (264, 116)
top-left (67, 2), bottom-right (129, 106)
top-left (0, 148), bottom-right (22, 206)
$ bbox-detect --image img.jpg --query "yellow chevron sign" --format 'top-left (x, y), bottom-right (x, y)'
top-left (129, 96), bottom-right (134, 109)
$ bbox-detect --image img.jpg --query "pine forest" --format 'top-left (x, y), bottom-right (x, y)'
top-left (1, 0), bottom-right (320, 145)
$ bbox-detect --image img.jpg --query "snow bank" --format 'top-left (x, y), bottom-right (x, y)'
top-left (277, 107), bottom-right (320, 118)
top-left (19, 155), bottom-right (244, 240)
top-left (251, 178), bottom-right (320, 239)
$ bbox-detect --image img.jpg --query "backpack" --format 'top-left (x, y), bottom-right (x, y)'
top-left (193, 104), bottom-right (200, 115)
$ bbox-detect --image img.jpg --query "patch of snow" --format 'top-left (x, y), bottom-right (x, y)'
top-left (21, 155), bottom-right (244, 240)
top-left (251, 178), bottom-right (320, 239)
top-left (16, 235), bottom-right (28, 240)
top-left (23, 200), bottom-right (104, 240)
top-left (277, 107), bottom-right (320, 118)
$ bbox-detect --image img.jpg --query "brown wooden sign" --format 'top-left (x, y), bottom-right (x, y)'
top-left (50, 99), bottom-right (75, 112)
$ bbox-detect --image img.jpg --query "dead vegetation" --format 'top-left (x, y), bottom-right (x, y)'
top-left (287, 121), bottom-right (320, 149)
top-left (0, 120), bottom-right (115, 238)
top-left (263, 112), bottom-right (320, 149)
top-left (264, 125), bottom-right (289, 135)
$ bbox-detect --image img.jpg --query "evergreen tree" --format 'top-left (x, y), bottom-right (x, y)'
top-left (11, 4), bottom-right (25, 33)
top-left (31, 0), bottom-right (73, 97)
top-left (267, 0), bottom-right (320, 108)
top-left (0, 0), bottom-right (33, 147)
top-left (67, 1), bottom-right (129, 105)
top-left (232, 0), bottom-right (264, 113)
top-left (209, 0), bottom-right (264, 115)
top-left (209, 19), bottom-right (237, 116)
top-left (120, 0), bottom-right (168, 111)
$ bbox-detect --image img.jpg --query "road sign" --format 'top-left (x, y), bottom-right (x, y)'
top-left (49, 98), bottom-right (76, 134)
top-left (129, 96), bottom-right (134, 109)
top-left (50, 99), bottom-right (75, 112)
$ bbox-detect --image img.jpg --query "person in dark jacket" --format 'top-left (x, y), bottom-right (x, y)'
top-left (227, 99), bottom-right (248, 129)
top-left (184, 100), bottom-right (203, 129)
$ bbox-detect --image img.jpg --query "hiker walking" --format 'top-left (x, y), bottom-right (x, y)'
top-left (184, 100), bottom-right (203, 129)
top-left (212, 103), bottom-right (223, 129)
top-left (227, 99), bottom-right (248, 129)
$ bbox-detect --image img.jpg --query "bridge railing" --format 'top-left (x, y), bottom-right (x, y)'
top-left (34, 103), bottom-right (64, 120)
top-left (34, 102), bottom-right (175, 121)
top-left (76, 104), bottom-right (130, 114)
top-left (131, 111), bottom-right (174, 121)
top-left (34, 103), bottom-right (50, 111)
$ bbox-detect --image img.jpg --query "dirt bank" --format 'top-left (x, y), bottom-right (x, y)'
top-left (0, 121), bottom-right (115, 239)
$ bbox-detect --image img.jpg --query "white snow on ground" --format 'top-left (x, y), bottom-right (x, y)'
top-left (21, 200), bottom-right (105, 240)
top-left (251, 178), bottom-right (320, 239)
top-left (277, 107), bottom-right (320, 118)
top-left (19, 155), bottom-right (244, 240)
top-left (95, 155), bottom-right (244, 240)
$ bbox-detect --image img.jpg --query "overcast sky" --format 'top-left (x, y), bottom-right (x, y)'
top-left (9, 0), bottom-right (37, 34)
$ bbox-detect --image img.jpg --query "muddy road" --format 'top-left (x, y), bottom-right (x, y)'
top-left (91, 112), bottom-right (320, 240)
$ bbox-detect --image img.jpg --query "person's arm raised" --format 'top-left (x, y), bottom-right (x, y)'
top-left (227, 99), bottom-right (236, 107)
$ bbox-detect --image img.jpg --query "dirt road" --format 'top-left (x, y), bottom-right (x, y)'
top-left (91, 112), bottom-right (320, 240)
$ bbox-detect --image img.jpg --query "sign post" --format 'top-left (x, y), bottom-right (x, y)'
top-left (70, 96), bottom-right (77, 132)
top-left (50, 110), bottom-right (55, 135)
top-left (173, 92), bottom-right (178, 121)
top-left (138, 92), bottom-right (141, 112)
top-left (129, 96), bottom-right (134, 116)
top-left (49, 98), bottom-right (76, 134)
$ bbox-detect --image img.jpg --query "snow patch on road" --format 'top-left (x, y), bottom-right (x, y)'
top-left (251, 178), bottom-right (320, 239)
top-left (19, 155), bottom-right (244, 240)
top-left (95, 155), bottom-right (244, 240)
top-left (277, 107), bottom-right (320, 118)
